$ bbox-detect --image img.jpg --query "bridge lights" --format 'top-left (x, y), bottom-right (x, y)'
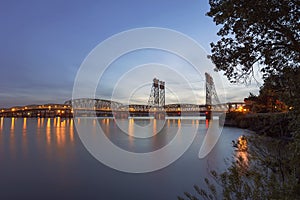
top-left (236, 106), bottom-right (243, 112)
top-left (205, 111), bottom-right (212, 120)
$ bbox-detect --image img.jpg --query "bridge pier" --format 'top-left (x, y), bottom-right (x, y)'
top-left (205, 111), bottom-right (212, 120)
top-left (205, 105), bottom-right (212, 120)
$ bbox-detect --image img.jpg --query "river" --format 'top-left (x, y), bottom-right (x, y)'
top-left (0, 117), bottom-right (247, 200)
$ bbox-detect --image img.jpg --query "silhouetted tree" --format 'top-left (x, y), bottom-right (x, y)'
top-left (261, 68), bottom-right (300, 112)
top-left (178, 135), bottom-right (300, 200)
top-left (207, 0), bottom-right (300, 83)
top-left (178, 1), bottom-right (300, 199)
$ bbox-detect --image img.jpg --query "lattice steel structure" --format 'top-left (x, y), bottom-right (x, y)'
top-left (148, 78), bottom-right (165, 107)
top-left (159, 81), bottom-right (165, 107)
top-left (65, 98), bottom-right (122, 110)
top-left (205, 73), bottom-right (221, 106)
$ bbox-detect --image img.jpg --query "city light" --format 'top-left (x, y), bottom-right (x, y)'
top-left (235, 106), bottom-right (248, 113)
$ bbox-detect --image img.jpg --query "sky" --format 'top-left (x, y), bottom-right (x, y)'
top-left (0, 0), bottom-right (261, 108)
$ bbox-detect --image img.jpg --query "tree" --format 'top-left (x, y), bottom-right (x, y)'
top-left (207, 0), bottom-right (300, 83)
top-left (243, 68), bottom-right (300, 113)
top-left (177, 1), bottom-right (300, 199)
top-left (178, 135), bottom-right (300, 200)
top-left (261, 67), bottom-right (300, 112)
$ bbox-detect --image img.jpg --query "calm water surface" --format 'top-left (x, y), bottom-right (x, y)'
top-left (0, 117), bottom-right (247, 200)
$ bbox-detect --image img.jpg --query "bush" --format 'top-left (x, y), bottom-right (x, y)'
top-left (178, 134), bottom-right (300, 200)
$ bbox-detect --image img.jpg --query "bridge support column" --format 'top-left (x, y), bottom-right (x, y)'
top-left (205, 111), bottom-right (212, 120)
top-left (205, 105), bottom-right (212, 120)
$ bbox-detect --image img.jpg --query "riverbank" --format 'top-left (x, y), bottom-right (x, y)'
top-left (222, 112), bottom-right (293, 137)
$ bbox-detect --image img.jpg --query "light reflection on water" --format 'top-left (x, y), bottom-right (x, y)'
top-left (0, 117), bottom-right (3, 131)
top-left (235, 138), bottom-right (249, 168)
top-left (70, 119), bottom-right (74, 142)
top-left (10, 117), bottom-right (15, 131)
top-left (22, 118), bottom-right (28, 157)
top-left (46, 118), bottom-right (51, 144)
top-left (128, 118), bottom-right (134, 146)
top-left (23, 117), bottom-right (27, 130)
top-left (9, 118), bottom-right (16, 158)
top-left (237, 150), bottom-right (249, 167)
top-left (0, 117), bottom-right (246, 200)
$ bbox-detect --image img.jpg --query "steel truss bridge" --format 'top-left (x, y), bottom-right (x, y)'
top-left (0, 73), bottom-right (245, 118)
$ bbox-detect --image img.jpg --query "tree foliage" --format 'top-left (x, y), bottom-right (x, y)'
top-left (242, 68), bottom-right (300, 113)
top-left (178, 135), bottom-right (300, 200)
top-left (177, 1), bottom-right (300, 199)
top-left (260, 67), bottom-right (300, 111)
top-left (207, 0), bottom-right (300, 83)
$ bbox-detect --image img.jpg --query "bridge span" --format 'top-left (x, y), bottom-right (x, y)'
top-left (0, 101), bottom-right (244, 118)
top-left (0, 73), bottom-right (245, 119)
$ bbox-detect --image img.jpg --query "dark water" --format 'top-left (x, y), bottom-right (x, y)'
top-left (0, 117), bottom-right (247, 200)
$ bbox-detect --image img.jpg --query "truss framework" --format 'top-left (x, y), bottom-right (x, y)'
top-left (205, 73), bottom-right (221, 106)
top-left (148, 78), bottom-right (165, 108)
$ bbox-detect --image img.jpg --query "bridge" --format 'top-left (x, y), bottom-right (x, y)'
top-left (0, 73), bottom-right (245, 119)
